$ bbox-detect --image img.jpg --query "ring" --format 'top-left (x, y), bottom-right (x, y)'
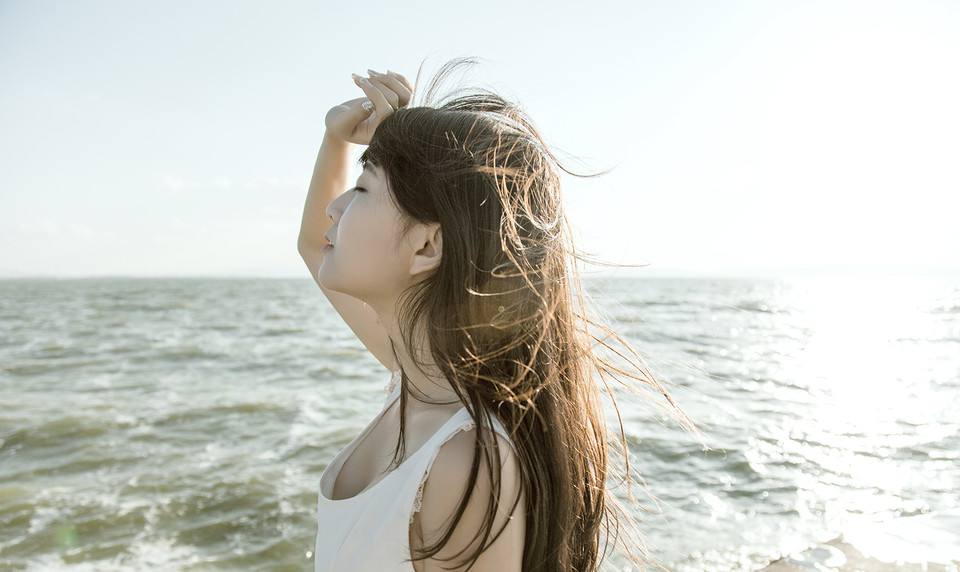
top-left (361, 100), bottom-right (375, 112)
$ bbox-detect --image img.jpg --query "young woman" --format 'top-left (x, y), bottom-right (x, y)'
top-left (299, 61), bottom-right (684, 572)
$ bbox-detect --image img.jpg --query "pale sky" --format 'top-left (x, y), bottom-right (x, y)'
top-left (1, 0), bottom-right (958, 277)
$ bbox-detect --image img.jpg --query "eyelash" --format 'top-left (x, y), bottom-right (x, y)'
top-left (351, 186), bottom-right (367, 193)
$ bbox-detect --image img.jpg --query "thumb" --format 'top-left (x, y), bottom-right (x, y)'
top-left (326, 99), bottom-right (375, 140)
top-left (333, 98), bottom-right (374, 125)
top-left (352, 99), bottom-right (375, 120)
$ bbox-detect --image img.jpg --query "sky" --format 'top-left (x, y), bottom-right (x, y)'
top-left (1, 0), bottom-right (958, 277)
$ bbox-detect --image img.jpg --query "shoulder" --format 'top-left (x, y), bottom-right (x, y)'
top-left (414, 424), bottom-right (525, 570)
top-left (427, 425), bottom-right (519, 497)
top-left (430, 419), bottom-right (523, 494)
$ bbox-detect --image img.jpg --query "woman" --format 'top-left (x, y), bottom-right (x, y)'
top-left (299, 60), bottom-right (684, 571)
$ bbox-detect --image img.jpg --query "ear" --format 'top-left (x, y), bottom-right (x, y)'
top-left (409, 223), bottom-right (442, 276)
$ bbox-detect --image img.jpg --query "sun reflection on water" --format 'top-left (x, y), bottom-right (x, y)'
top-left (571, 275), bottom-right (958, 569)
top-left (764, 275), bottom-right (959, 553)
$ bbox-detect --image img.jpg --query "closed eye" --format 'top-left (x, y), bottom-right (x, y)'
top-left (351, 186), bottom-right (367, 193)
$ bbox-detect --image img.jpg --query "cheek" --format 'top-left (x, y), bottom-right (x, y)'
top-left (342, 211), bottom-right (406, 270)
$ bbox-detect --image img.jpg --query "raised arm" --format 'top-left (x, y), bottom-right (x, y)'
top-left (297, 71), bottom-right (412, 370)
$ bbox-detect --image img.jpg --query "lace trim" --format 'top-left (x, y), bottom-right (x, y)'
top-left (411, 481), bottom-right (425, 519)
top-left (397, 378), bottom-right (516, 525)
top-left (383, 369), bottom-right (401, 394)
top-left (409, 419), bottom-right (480, 524)
top-left (382, 368), bottom-right (426, 522)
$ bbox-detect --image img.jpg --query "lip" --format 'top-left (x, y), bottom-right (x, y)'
top-left (323, 233), bottom-right (334, 248)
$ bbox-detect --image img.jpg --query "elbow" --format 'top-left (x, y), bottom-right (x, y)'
top-left (297, 232), bottom-right (313, 261)
top-left (297, 233), bottom-right (323, 277)
top-left (297, 233), bottom-right (307, 260)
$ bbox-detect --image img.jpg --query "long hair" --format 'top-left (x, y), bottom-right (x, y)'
top-left (362, 59), bottom-right (690, 571)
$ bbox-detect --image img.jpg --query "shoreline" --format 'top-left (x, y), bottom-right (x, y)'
top-left (759, 511), bottom-right (960, 571)
top-left (761, 537), bottom-right (958, 571)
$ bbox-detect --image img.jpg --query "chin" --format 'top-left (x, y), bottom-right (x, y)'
top-left (317, 269), bottom-right (352, 297)
top-left (316, 266), bottom-right (336, 291)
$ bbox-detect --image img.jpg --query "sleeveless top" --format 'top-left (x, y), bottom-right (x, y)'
top-left (314, 370), bottom-right (513, 571)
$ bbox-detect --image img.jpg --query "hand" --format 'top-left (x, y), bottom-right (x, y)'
top-left (325, 70), bottom-right (413, 145)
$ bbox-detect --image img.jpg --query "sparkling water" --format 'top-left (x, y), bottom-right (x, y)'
top-left (1, 276), bottom-right (958, 570)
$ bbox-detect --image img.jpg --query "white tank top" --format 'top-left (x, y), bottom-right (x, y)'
top-left (314, 370), bottom-right (512, 571)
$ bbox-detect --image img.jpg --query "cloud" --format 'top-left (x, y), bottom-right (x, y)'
top-left (19, 219), bottom-right (60, 236)
top-left (163, 175), bottom-right (186, 191)
top-left (161, 174), bottom-right (306, 193)
top-left (17, 219), bottom-right (113, 241)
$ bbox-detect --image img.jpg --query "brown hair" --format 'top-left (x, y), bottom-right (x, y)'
top-left (362, 59), bottom-right (690, 571)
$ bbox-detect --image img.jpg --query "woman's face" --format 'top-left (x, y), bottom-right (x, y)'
top-left (318, 164), bottom-right (417, 307)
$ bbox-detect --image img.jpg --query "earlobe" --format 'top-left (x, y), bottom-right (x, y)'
top-left (409, 224), bottom-right (442, 276)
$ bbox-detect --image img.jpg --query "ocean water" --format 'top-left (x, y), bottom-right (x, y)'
top-left (1, 276), bottom-right (958, 571)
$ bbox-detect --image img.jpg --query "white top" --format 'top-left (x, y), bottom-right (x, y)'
top-left (314, 370), bottom-right (513, 572)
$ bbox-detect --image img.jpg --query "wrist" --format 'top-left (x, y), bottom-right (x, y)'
top-left (322, 131), bottom-right (353, 150)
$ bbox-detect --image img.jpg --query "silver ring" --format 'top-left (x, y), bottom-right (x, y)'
top-left (361, 100), bottom-right (375, 112)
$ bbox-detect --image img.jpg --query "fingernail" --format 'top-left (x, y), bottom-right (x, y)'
top-left (367, 69), bottom-right (380, 76)
top-left (351, 73), bottom-right (366, 84)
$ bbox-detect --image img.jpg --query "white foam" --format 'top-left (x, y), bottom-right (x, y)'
top-left (844, 510), bottom-right (960, 564)
top-left (783, 543), bottom-right (847, 569)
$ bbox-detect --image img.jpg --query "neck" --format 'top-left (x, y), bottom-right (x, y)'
top-left (375, 304), bottom-right (461, 413)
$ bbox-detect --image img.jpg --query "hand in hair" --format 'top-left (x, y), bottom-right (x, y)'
top-left (325, 70), bottom-right (412, 145)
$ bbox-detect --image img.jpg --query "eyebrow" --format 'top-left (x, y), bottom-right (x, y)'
top-left (356, 168), bottom-right (375, 187)
top-left (359, 163), bottom-right (385, 185)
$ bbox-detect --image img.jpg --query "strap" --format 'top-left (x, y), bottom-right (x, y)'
top-left (409, 411), bottom-right (514, 523)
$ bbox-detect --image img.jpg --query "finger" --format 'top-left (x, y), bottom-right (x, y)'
top-left (342, 96), bottom-right (376, 118)
top-left (324, 97), bottom-right (374, 139)
top-left (386, 70), bottom-right (413, 94)
top-left (369, 71), bottom-right (412, 108)
top-left (365, 76), bottom-right (401, 109)
top-left (353, 75), bottom-right (395, 119)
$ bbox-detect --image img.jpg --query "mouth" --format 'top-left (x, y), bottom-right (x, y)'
top-left (323, 233), bottom-right (334, 248)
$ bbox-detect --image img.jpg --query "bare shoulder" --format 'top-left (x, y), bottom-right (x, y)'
top-left (414, 425), bottom-right (525, 571)
top-left (425, 426), bottom-right (521, 504)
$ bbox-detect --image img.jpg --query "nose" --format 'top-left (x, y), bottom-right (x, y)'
top-left (325, 191), bottom-right (348, 223)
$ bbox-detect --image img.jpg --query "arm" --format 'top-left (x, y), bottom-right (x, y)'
top-left (297, 131), bottom-right (351, 283)
top-left (411, 430), bottom-right (526, 571)
top-left (297, 71), bottom-right (412, 369)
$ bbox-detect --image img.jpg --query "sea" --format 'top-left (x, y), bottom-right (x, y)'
top-left (1, 275), bottom-right (958, 571)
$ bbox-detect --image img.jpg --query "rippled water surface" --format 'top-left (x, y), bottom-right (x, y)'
top-left (1, 276), bottom-right (958, 570)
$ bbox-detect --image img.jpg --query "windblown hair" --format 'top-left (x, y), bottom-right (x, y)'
top-left (362, 60), bottom-right (688, 571)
